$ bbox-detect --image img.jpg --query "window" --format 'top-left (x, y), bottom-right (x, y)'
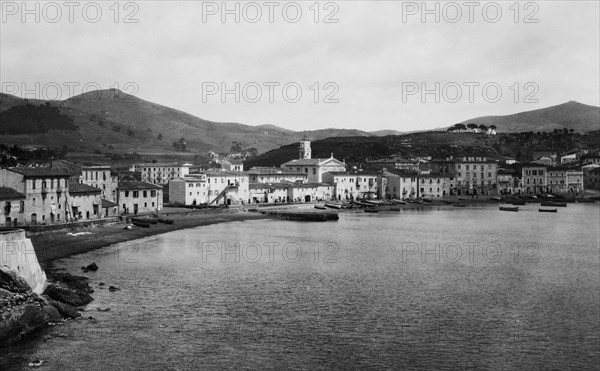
top-left (133, 191), bottom-right (139, 198)
top-left (144, 202), bottom-right (147, 208)
top-left (125, 191), bottom-right (129, 197)
top-left (143, 191), bottom-right (148, 198)
top-left (151, 190), bottom-right (156, 197)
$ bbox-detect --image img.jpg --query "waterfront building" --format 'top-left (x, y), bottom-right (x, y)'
top-left (129, 163), bottom-right (191, 185)
top-left (582, 153), bottom-right (600, 166)
top-left (522, 164), bottom-right (547, 194)
top-left (566, 170), bottom-right (584, 194)
top-left (431, 156), bottom-right (498, 196)
top-left (247, 167), bottom-right (307, 184)
top-left (417, 173), bottom-right (452, 198)
top-left (322, 171), bottom-right (379, 201)
top-left (0, 168), bottom-right (71, 225)
top-left (68, 182), bottom-right (103, 221)
top-left (80, 165), bottom-right (119, 202)
top-left (583, 165), bottom-right (600, 190)
top-left (168, 174), bottom-right (209, 206)
top-left (497, 169), bottom-right (522, 195)
top-left (249, 183), bottom-right (290, 203)
top-left (546, 167), bottom-right (568, 194)
top-left (280, 140), bottom-right (346, 183)
top-left (117, 181), bottom-right (163, 215)
top-left (0, 187), bottom-right (25, 227)
top-left (205, 169), bottom-right (250, 205)
top-left (377, 169), bottom-right (419, 200)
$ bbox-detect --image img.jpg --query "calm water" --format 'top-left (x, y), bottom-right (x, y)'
top-left (2, 204), bottom-right (599, 370)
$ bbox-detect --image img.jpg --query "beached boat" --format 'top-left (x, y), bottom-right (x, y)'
top-left (314, 205), bottom-right (327, 210)
top-left (458, 197), bottom-right (467, 201)
top-left (539, 208), bottom-right (557, 213)
top-left (541, 201), bottom-right (567, 207)
top-left (364, 208), bottom-right (379, 213)
top-left (157, 218), bottom-right (174, 224)
top-left (132, 220), bottom-right (151, 228)
top-left (325, 203), bottom-right (343, 209)
top-left (422, 198), bottom-right (433, 203)
top-left (511, 201), bottom-right (526, 206)
top-left (453, 204), bottom-right (466, 207)
top-left (491, 196), bottom-right (501, 201)
top-left (577, 199), bottom-right (595, 203)
top-left (500, 206), bottom-right (519, 212)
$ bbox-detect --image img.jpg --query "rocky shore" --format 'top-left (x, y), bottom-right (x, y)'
top-left (0, 266), bottom-right (94, 346)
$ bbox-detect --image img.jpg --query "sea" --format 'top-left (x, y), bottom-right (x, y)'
top-left (2, 204), bottom-right (599, 370)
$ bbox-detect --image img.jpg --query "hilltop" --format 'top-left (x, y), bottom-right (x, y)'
top-left (456, 101), bottom-right (599, 133)
top-left (0, 90), bottom-right (393, 156)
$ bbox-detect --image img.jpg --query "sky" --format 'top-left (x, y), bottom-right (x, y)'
top-left (1, 0), bottom-right (599, 132)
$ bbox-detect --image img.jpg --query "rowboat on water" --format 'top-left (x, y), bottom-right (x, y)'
top-left (541, 201), bottom-right (567, 207)
top-left (500, 206), bottom-right (519, 212)
top-left (539, 208), bottom-right (557, 213)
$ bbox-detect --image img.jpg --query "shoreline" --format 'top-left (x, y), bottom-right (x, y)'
top-left (31, 209), bottom-right (272, 269)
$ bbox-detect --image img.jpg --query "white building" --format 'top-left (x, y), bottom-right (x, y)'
top-left (117, 181), bottom-right (163, 215)
top-left (129, 163), bottom-right (192, 185)
top-left (80, 165), bottom-right (119, 202)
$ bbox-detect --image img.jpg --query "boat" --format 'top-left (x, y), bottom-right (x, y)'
top-left (499, 206), bottom-right (519, 212)
top-left (325, 203), bottom-right (343, 209)
top-left (364, 208), bottom-right (379, 213)
top-left (422, 198), bottom-right (433, 203)
top-left (511, 201), bottom-right (526, 205)
top-left (314, 205), bottom-right (327, 210)
top-left (539, 208), bottom-right (557, 213)
top-left (577, 199), bottom-right (595, 203)
top-left (541, 201), bottom-right (567, 207)
top-left (491, 196), bottom-right (502, 201)
top-left (453, 204), bottom-right (466, 207)
top-left (132, 220), bottom-right (151, 228)
top-left (458, 197), bottom-right (467, 201)
top-left (157, 218), bottom-right (174, 224)
top-left (131, 217), bottom-right (157, 224)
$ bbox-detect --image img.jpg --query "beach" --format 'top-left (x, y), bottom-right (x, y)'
top-left (30, 209), bottom-right (272, 268)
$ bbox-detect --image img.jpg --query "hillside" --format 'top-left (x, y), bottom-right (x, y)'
top-left (0, 90), bottom-right (378, 155)
top-left (457, 101), bottom-right (600, 133)
top-left (245, 130), bottom-right (600, 168)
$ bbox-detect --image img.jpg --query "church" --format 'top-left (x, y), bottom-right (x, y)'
top-left (280, 139), bottom-right (347, 183)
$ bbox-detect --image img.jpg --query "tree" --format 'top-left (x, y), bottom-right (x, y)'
top-left (157, 133), bottom-right (163, 141)
top-left (454, 123), bottom-right (466, 130)
top-left (479, 124), bottom-right (488, 131)
top-left (569, 129), bottom-right (575, 133)
top-left (128, 129), bottom-right (135, 137)
top-left (467, 123), bottom-right (478, 131)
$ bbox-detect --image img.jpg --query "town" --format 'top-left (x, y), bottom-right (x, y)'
top-left (1, 136), bottom-right (598, 228)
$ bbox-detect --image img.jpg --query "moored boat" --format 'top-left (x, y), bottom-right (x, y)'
top-left (511, 201), bottom-right (526, 205)
top-left (314, 205), bottom-right (327, 210)
top-left (364, 208), bottom-right (379, 213)
top-left (500, 206), bottom-right (519, 212)
top-left (325, 203), bottom-right (343, 209)
top-left (539, 208), bottom-right (557, 213)
top-left (541, 201), bottom-right (567, 207)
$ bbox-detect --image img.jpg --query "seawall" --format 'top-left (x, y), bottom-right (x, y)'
top-left (0, 228), bottom-right (47, 294)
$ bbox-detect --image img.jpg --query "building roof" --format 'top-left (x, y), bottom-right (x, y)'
top-left (8, 167), bottom-right (70, 178)
top-left (327, 171), bottom-right (380, 177)
top-left (205, 169), bottom-right (248, 177)
top-left (101, 199), bottom-right (118, 208)
top-left (0, 187), bottom-right (26, 200)
top-left (118, 181), bottom-right (162, 190)
top-left (69, 182), bottom-right (102, 194)
top-left (282, 157), bottom-right (346, 167)
top-left (136, 163), bottom-right (191, 167)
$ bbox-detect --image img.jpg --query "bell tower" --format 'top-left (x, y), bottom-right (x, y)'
top-left (299, 133), bottom-right (311, 159)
